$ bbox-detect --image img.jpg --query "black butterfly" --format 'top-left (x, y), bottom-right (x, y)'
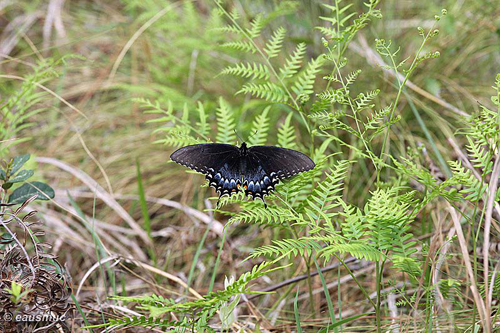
top-left (170, 142), bottom-right (315, 207)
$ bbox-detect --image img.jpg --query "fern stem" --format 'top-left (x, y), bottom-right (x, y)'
top-left (306, 254), bottom-right (317, 319)
top-left (328, 51), bottom-right (375, 168)
top-left (375, 260), bottom-right (385, 333)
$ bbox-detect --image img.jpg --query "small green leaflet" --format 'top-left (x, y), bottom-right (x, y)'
top-left (8, 181), bottom-right (55, 204)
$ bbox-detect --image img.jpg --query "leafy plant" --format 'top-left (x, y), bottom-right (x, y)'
top-left (0, 154), bottom-right (55, 204)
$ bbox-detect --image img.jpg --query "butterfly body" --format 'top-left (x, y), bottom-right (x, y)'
top-left (170, 142), bottom-right (315, 206)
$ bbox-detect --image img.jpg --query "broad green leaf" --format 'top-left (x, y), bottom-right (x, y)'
top-left (10, 154), bottom-right (31, 175)
top-left (8, 181), bottom-right (55, 204)
top-left (0, 169), bottom-right (5, 180)
top-left (8, 169), bottom-right (34, 183)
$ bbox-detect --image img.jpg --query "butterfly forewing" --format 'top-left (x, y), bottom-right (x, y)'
top-left (170, 144), bottom-right (238, 173)
top-left (248, 146), bottom-right (315, 181)
top-left (170, 143), bottom-right (242, 197)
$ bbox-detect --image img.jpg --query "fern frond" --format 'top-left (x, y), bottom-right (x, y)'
top-left (277, 113), bottom-right (297, 150)
top-left (365, 188), bottom-right (412, 252)
top-left (392, 255), bottom-right (422, 278)
top-left (316, 2), bottom-right (356, 38)
top-left (448, 160), bottom-right (486, 201)
top-left (276, 167), bottom-right (320, 205)
top-left (153, 126), bottom-right (202, 147)
top-left (195, 102), bottom-right (209, 138)
top-left (355, 89), bottom-right (380, 111)
top-left (315, 26), bottom-right (337, 39)
top-left (247, 15), bottom-right (263, 39)
top-left (338, 200), bottom-right (365, 240)
top-left (221, 41), bottom-right (257, 53)
top-left (264, 27), bottom-right (286, 59)
top-left (248, 106), bottom-right (270, 146)
top-left (220, 62), bottom-right (270, 80)
top-left (321, 3), bottom-right (355, 27)
top-left (213, 24), bottom-right (241, 34)
top-left (250, 238), bottom-right (322, 259)
top-left (319, 242), bottom-right (383, 261)
top-left (280, 43), bottom-right (307, 79)
top-left (229, 204), bottom-right (300, 228)
top-left (215, 98), bottom-right (236, 144)
top-left (105, 316), bottom-right (192, 330)
top-left (237, 82), bottom-right (288, 102)
top-left (317, 88), bottom-right (348, 104)
top-left (465, 137), bottom-right (493, 173)
top-left (364, 105), bottom-right (394, 141)
top-left (292, 56), bottom-right (325, 97)
top-left (302, 160), bottom-right (351, 225)
top-left (112, 294), bottom-right (176, 307)
top-left (345, 69), bottom-right (362, 87)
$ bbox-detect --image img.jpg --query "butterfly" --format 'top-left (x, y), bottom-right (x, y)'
top-left (170, 142), bottom-right (315, 207)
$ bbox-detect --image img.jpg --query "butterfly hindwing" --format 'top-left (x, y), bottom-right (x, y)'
top-left (240, 154), bottom-right (276, 200)
top-left (207, 155), bottom-right (242, 197)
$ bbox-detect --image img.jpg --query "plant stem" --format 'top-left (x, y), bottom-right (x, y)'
top-left (375, 261), bottom-right (381, 333)
top-left (375, 259), bottom-right (386, 333)
top-left (306, 254), bottom-right (316, 318)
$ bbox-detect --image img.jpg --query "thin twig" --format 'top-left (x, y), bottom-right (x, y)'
top-left (483, 153), bottom-right (500, 318)
top-left (350, 35), bottom-right (468, 118)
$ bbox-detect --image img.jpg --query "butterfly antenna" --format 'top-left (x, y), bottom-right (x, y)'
top-left (247, 129), bottom-right (259, 143)
top-left (233, 129), bottom-right (245, 144)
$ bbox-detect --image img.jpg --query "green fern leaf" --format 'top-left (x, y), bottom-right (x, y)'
top-left (319, 242), bottom-right (384, 261)
top-left (277, 113), bottom-right (298, 150)
top-left (355, 89), bottom-right (380, 111)
top-left (264, 27), bottom-right (286, 59)
top-left (247, 15), bottom-right (263, 39)
top-left (229, 204), bottom-right (300, 228)
top-left (339, 200), bottom-right (365, 240)
top-left (216, 98), bottom-right (236, 144)
top-left (345, 69), bottom-right (362, 87)
top-left (302, 160), bottom-right (351, 225)
top-left (250, 238), bottom-right (322, 259)
top-left (195, 102), bottom-right (209, 138)
top-left (248, 106), bottom-right (270, 146)
top-left (292, 56), bottom-right (325, 97)
top-left (221, 41), bottom-right (257, 53)
top-left (213, 24), bottom-right (241, 34)
top-left (280, 43), bottom-right (306, 79)
top-left (237, 82), bottom-right (288, 102)
top-left (220, 62), bottom-right (270, 80)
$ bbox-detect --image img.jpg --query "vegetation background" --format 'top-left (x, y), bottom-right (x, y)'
top-left (1, 0), bottom-right (500, 331)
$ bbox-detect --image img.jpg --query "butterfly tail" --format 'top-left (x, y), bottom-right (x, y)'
top-left (259, 196), bottom-right (267, 209)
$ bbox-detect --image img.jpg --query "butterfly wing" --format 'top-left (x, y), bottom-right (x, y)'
top-left (170, 143), bottom-right (242, 198)
top-left (171, 143), bottom-right (315, 206)
top-left (244, 145), bottom-right (315, 199)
